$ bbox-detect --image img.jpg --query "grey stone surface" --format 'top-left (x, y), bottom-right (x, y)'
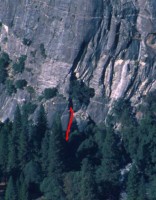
top-left (0, 0), bottom-right (156, 124)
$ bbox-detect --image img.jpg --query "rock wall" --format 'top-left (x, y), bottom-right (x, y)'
top-left (0, 0), bottom-right (156, 124)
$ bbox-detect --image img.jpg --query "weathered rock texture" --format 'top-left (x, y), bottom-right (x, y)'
top-left (0, 0), bottom-right (156, 124)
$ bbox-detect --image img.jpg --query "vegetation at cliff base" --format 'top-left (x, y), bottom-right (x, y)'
top-left (0, 90), bottom-right (156, 199)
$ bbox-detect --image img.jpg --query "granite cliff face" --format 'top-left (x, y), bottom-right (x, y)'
top-left (0, 0), bottom-right (156, 125)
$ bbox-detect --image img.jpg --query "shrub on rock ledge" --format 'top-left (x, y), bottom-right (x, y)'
top-left (15, 79), bottom-right (27, 89)
top-left (43, 88), bottom-right (58, 100)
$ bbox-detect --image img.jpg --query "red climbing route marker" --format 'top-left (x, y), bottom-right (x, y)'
top-left (65, 107), bottom-right (74, 141)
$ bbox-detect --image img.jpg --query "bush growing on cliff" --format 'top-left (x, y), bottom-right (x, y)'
top-left (13, 55), bottom-right (27, 73)
top-left (43, 88), bottom-right (58, 99)
top-left (15, 79), bottom-right (27, 89)
top-left (0, 52), bottom-right (10, 83)
top-left (22, 38), bottom-right (32, 46)
top-left (26, 86), bottom-right (35, 94)
top-left (22, 102), bottom-right (37, 114)
top-left (69, 75), bottom-right (95, 106)
top-left (40, 43), bottom-right (47, 59)
top-left (6, 79), bottom-right (16, 95)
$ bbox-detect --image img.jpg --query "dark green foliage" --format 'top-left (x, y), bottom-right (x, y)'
top-left (7, 134), bottom-right (18, 173)
top-left (41, 116), bottom-right (65, 200)
top-left (63, 172), bottom-right (81, 200)
top-left (137, 176), bottom-right (147, 200)
top-left (8, 106), bottom-right (22, 172)
top-left (38, 94), bottom-right (44, 102)
top-left (0, 52), bottom-right (10, 83)
top-left (35, 105), bottom-right (47, 150)
top-left (22, 102), bottom-right (37, 114)
top-left (126, 165), bottom-right (139, 200)
top-left (76, 136), bottom-right (97, 161)
top-left (133, 91), bottom-right (156, 176)
top-left (3, 37), bottom-right (8, 43)
top-left (69, 75), bottom-right (95, 106)
top-left (18, 107), bottom-right (29, 168)
top-left (96, 126), bottom-right (121, 200)
top-left (30, 50), bottom-right (36, 58)
top-left (40, 176), bottom-right (65, 200)
top-left (13, 55), bottom-right (27, 73)
top-left (6, 79), bottom-right (16, 95)
top-left (0, 124), bottom-right (9, 174)
top-left (15, 79), bottom-right (27, 89)
top-left (141, 90), bottom-right (156, 113)
top-left (12, 105), bottom-right (22, 134)
top-left (48, 116), bottom-right (64, 176)
top-left (18, 180), bottom-right (28, 200)
top-left (147, 178), bottom-right (156, 200)
top-left (80, 158), bottom-right (98, 200)
top-left (5, 177), bottom-right (17, 200)
top-left (112, 99), bottom-right (138, 160)
top-left (40, 43), bottom-right (47, 58)
top-left (41, 131), bottom-right (49, 176)
top-left (23, 161), bottom-right (41, 185)
top-left (112, 98), bottom-right (135, 126)
top-left (43, 87), bottom-right (57, 99)
top-left (93, 123), bottom-right (106, 151)
top-left (98, 127), bottom-right (120, 185)
top-left (0, 52), bottom-right (10, 63)
top-left (23, 38), bottom-right (32, 46)
top-left (26, 86), bottom-right (35, 95)
top-left (3, 90), bottom-right (156, 200)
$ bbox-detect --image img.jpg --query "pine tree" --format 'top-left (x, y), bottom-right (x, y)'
top-left (23, 160), bottom-right (41, 185)
top-left (63, 171), bottom-right (81, 200)
top-left (36, 105), bottom-right (47, 149)
top-left (127, 165), bottom-right (139, 200)
top-left (137, 176), bottom-right (147, 200)
top-left (18, 106), bottom-right (29, 168)
top-left (99, 127), bottom-right (120, 184)
top-left (18, 177), bottom-right (28, 200)
top-left (41, 116), bottom-right (65, 200)
top-left (5, 176), bottom-right (17, 200)
top-left (80, 158), bottom-right (98, 200)
top-left (16, 173), bottom-right (29, 200)
top-left (0, 124), bottom-right (9, 176)
top-left (7, 134), bottom-right (17, 173)
top-left (28, 123), bottom-right (37, 159)
top-left (40, 176), bottom-right (65, 200)
top-left (48, 115), bottom-right (64, 176)
top-left (148, 177), bottom-right (156, 200)
top-left (0, 52), bottom-right (9, 83)
top-left (41, 130), bottom-right (49, 176)
top-left (96, 127), bottom-right (121, 199)
top-left (8, 105), bottom-right (22, 172)
top-left (12, 105), bottom-right (22, 140)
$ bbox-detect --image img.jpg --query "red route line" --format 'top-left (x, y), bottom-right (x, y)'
top-left (65, 107), bottom-right (74, 141)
